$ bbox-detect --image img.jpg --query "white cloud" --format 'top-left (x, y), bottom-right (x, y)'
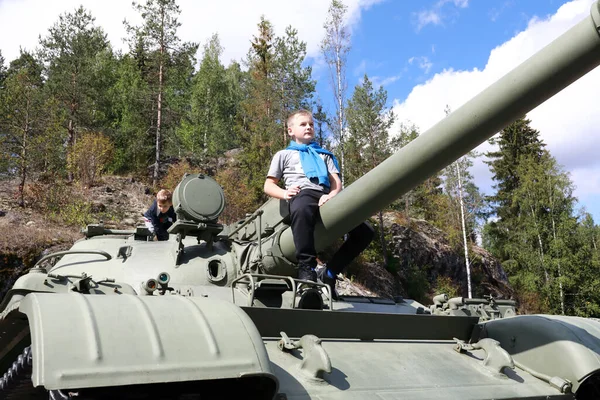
top-left (372, 74), bottom-right (402, 88)
top-left (392, 0), bottom-right (600, 209)
top-left (416, 10), bottom-right (443, 30)
top-left (414, 0), bottom-right (470, 30)
top-left (0, 0), bottom-right (383, 67)
top-left (451, 0), bottom-right (469, 8)
top-left (408, 56), bottom-right (433, 73)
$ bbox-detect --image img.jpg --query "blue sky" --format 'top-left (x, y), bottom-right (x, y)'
top-left (345, 1), bottom-right (563, 97)
top-left (1, 0), bottom-right (599, 222)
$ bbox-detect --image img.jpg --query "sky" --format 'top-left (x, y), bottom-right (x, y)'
top-left (1, 0), bottom-right (599, 221)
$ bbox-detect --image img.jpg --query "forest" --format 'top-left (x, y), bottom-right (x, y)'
top-left (0, 0), bottom-right (599, 317)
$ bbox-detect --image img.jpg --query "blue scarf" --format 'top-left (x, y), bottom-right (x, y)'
top-left (286, 141), bottom-right (340, 188)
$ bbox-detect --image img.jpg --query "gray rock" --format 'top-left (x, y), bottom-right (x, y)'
top-left (122, 218), bottom-right (136, 226)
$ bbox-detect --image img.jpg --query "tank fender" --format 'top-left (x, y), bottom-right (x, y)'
top-left (19, 293), bottom-right (279, 394)
top-left (478, 315), bottom-right (600, 393)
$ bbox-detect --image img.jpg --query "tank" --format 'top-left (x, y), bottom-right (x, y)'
top-left (2, 2), bottom-right (600, 399)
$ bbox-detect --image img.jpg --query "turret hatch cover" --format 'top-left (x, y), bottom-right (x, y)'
top-left (174, 174), bottom-right (225, 222)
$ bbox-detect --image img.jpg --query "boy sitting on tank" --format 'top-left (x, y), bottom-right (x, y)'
top-left (264, 109), bottom-right (374, 299)
top-left (143, 189), bottom-right (177, 241)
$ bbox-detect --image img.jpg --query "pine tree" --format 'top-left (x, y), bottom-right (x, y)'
top-left (0, 51), bottom-right (6, 89)
top-left (485, 117), bottom-right (546, 219)
top-left (346, 74), bottom-right (395, 267)
top-left (108, 53), bottom-right (152, 173)
top-left (484, 116), bottom-right (546, 261)
top-left (0, 51), bottom-right (63, 204)
top-left (313, 100), bottom-right (330, 148)
top-left (125, 0), bottom-right (198, 186)
top-left (177, 34), bottom-right (236, 168)
top-left (511, 151), bottom-right (579, 314)
top-left (390, 122), bottom-right (419, 216)
top-left (39, 6), bottom-right (110, 181)
top-left (391, 122), bottom-right (443, 222)
top-left (237, 16), bottom-right (281, 202)
top-left (274, 26), bottom-right (316, 146)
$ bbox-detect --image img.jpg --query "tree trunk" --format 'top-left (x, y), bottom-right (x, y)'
top-left (153, 8), bottom-right (166, 188)
top-left (67, 117), bottom-right (74, 182)
top-left (335, 48), bottom-right (344, 186)
top-left (18, 116), bottom-right (29, 207)
top-left (456, 160), bottom-right (472, 298)
top-left (378, 210), bottom-right (388, 268)
top-left (527, 194), bottom-right (549, 283)
top-left (203, 86), bottom-right (210, 165)
top-left (548, 182), bottom-right (565, 315)
top-left (551, 214), bottom-right (565, 315)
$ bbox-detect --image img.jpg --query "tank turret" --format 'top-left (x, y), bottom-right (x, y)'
top-left (1, 2), bottom-right (600, 399)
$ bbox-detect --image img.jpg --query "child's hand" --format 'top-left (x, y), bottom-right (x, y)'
top-left (318, 194), bottom-right (332, 206)
top-left (284, 185), bottom-right (300, 200)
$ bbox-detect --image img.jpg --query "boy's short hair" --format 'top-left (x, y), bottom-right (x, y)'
top-left (156, 189), bottom-right (172, 203)
top-left (287, 109), bottom-right (313, 127)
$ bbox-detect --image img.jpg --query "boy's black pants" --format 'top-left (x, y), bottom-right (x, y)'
top-left (289, 189), bottom-right (374, 272)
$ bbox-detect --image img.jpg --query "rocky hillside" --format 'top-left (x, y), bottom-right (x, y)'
top-left (0, 176), bottom-right (512, 304)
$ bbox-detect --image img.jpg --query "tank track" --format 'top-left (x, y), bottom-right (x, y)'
top-left (0, 345), bottom-right (46, 399)
top-left (0, 343), bottom-right (271, 400)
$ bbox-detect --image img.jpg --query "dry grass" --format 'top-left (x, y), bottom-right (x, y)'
top-left (0, 175), bottom-right (155, 268)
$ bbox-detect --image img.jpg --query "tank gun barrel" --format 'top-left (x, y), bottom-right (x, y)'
top-left (277, 1), bottom-right (600, 261)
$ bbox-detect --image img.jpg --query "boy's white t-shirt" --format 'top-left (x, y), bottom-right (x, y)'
top-left (267, 149), bottom-right (339, 193)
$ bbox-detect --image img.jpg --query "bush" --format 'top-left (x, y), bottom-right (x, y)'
top-left (25, 181), bottom-right (72, 214)
top-left (215, 167), bottom-right (257, 224)
top-left (405, 262), bottom-right (430, 304)
top-left (432, 276), bottom-right (460, 299)
top-left (59, 200), bottom-right (94, 227)
top-left (24, 181), bottom-right (93, 228)
top-left (158, 160), bottom-right (202, 194)
top-left (69, 133), bottom-right (114, 187)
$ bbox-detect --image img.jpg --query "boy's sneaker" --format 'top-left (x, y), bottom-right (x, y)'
top-left (317, 268), bottom-right (339, 301)
top-left (298, 265), bottom-right (317, 282)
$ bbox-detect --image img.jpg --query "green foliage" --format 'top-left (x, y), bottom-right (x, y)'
top-left (39, 5), bottom-right (112, 175)
top-left (23, 181), bottom-right (93, 227)
top-left (274, 26), bottom-right (316, 115)
top-left (125, 0), bottom-right (199, 185)
top-left (0, 50), bottom-right (65, 203)
top-left (69, 132), bottom-right (114, 187)
top-left (481, 114), bottom-right (600, 316)
top-left (432, 276), bottom-right (460, 299)
top-left (389, 122), bottom-right (445, 222)
top-left (485, 116), bottom-right (545, 223)
top-left (106, 54), bottom-right (152, 174)
top-left (176, 34), bottom-right (238, 167)
top-left (237, 16), bottom-right (318, 202)
top-left (405, 262), bottom-right (430, 304)
top-left (0, 50), bottom-right (6, 87)
top-left (59, 200), bottom-right (94, 227)
top-left (345, 74), bottom-right (395, 184)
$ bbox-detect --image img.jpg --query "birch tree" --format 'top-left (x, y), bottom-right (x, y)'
top-left (442, 106), bottom-right (485, 298)
top-left (321, 0), bottom-right (351, 184)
